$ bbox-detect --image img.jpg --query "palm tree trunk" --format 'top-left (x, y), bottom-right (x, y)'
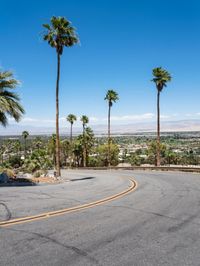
top-left (83, 125), bottom-right (86, 167)
top-left (70, 123), bottom-right (73, 143)
top-left (70, 123), bottom-right (72, 168)
top-left (156, 90), bottom-right (161, 166)
top-left (24, 138), bottom-right (26, 158)
top-left (108, 103), bottom-right (111, 167)
top-left (56, 52), bottom-right (61, 177)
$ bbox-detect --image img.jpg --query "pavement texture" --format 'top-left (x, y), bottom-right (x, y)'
top-left (0, 169), bottom-right (200, 266)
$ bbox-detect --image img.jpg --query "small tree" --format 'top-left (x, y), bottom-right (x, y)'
top-left (96, 143), bottom-right (119, 167)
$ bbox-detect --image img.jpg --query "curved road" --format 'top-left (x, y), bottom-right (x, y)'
top-left (0, 170), bottom-right (200, 265)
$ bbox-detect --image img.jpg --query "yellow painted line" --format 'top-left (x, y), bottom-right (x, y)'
top-left (0, 177), bottom-right (137, 228)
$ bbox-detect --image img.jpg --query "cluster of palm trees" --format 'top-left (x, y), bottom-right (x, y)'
top-left (0, 15), bottom-right (172, 176)
top-left (66, 89), bottom-right (120, 168)
top-left (66, 114), bottom-right (90, 167)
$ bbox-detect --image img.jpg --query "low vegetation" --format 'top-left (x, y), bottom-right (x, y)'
top-left (0, 131), bottom-right (200, 178)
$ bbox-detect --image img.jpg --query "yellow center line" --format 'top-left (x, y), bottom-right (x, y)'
top-left (0, 177), bottom-right (137, 227)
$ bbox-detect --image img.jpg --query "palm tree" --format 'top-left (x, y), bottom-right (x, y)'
top-left (75, 126), bottom-right (95, 167)
top-left (22, 131), bottom-right (29, 158)
top-left (152, 67), bottom-right (171, 166)
top-left (80, 115), bottom-right (89, 167)
top-left (67, 114), bottom-right (77, 167)
top-left (0, 70), bottom-right (24, 126)
top-left (67, 114), bottom-right (77, 143)
top-left (43, 16), bottom-right (79, 177)
top-left (104, 90), bottom-right (119, 166)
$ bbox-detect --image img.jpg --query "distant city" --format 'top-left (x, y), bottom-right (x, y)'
top-left (1, 119), bottom-right (200, 136)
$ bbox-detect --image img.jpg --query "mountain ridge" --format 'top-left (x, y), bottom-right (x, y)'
top-left (1, 119), bottom-right (200, 135)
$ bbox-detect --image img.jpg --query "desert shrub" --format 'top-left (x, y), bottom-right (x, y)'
top-left (23, 150), bottom-right (53, 173)
top-left (9, 155), bottom-right (22, 168)
top-left (88, 157), bottom-right (98, 167)
top-left (128, 153), bottom-right (143, 166)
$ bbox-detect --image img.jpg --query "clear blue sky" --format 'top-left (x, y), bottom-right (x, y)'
top-left (1, 0), bottom-right (200, 128)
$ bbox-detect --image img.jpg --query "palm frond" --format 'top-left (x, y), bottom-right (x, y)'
top-left (0, 111), bottom-right (8, 126)
top-left (0, 70), bottom-right (25, 126)
top-left (152, 67), bottom-right (171, 92)
top-left (67, 114), bottom-right (77, 124)
top-left (22, 131), bottom-right (29, 138)
top-left (105, 89), bottom-right (119, 105)
top-left (43, 16), bottom-right (79, 54)
top-left (80, 115), bottom-right (89, 125)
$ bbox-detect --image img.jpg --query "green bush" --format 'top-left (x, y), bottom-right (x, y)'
top-left (23, 149), bottom-right (53, 173)
top-left (9, 155), bottom-right (22, 168)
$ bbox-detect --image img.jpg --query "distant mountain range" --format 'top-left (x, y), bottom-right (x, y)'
top-left (1, 119), bottom-right (200, 135)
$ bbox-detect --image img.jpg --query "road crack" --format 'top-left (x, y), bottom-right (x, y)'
top-left (0, 202), bottom-right (12, 221)
top-left (3, 227), bottom-right (101, 265)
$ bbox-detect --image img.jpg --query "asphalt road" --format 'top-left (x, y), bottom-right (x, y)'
top-left (1, 169), bottom-right (200, 266)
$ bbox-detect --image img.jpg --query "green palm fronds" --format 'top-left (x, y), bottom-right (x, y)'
top-left (0, 71), bottom-right (25, 126)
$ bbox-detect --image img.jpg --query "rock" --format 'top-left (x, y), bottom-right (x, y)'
top-left (23, 173), bottom-right (32, 179)
top-left (0, 173), bottom-right (10, 183)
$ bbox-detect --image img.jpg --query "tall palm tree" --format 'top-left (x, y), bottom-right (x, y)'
top-left (22, 131), bottom-right (29, 158)
top-left (0, 70), bottom-right (24, 126)
top-left (104, 90), bottom-right (119, 166)
top-left (152, 67), bottom-right (171, 166)
top-left (67, 114), bottom-right (77, 167)
top-left (67, 114), bottom-right (77, 143)
top-left (43, 16), bottom-right (79, 177)
top-left (80, 115), bottom-right (89, 167)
